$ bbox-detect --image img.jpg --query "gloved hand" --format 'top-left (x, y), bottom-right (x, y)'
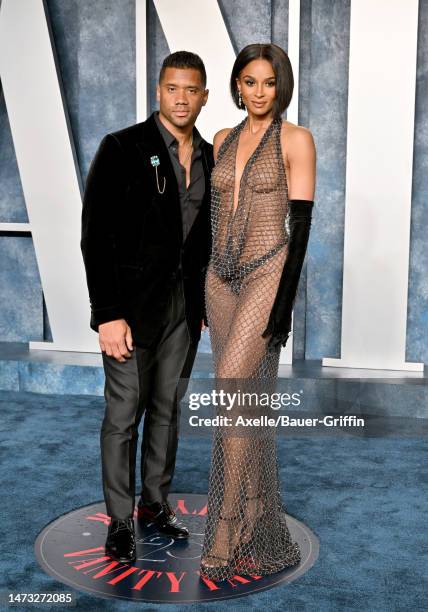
top-left (262, 199), bottom-right (314, 350)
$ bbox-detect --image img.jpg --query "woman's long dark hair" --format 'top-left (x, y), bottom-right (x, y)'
top-left (230, 43), bottom-right (294, 119)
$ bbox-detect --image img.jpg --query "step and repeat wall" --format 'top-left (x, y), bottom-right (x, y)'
top-left (0, 0), bottom-right (426, 370)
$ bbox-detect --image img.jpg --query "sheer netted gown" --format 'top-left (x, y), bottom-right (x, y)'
top-left (200, 117), bottom-right (301, 580)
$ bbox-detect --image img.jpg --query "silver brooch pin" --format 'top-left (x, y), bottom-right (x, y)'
top-left (150, 155), bottom-right (165, 194)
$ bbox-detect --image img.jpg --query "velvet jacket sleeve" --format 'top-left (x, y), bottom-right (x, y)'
top-left (80, 133), bottom-right (127, 331)
top-left (262, 199), bottom-right (314, 349)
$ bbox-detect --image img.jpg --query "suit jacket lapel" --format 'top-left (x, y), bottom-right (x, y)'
top-left (182, 142), bottom-right (212, 247)
top-left (135, 113), bottom-right (183, 245)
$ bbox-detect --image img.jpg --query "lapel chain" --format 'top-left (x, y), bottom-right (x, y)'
top-left (150, 155), bottom-right (166, 194)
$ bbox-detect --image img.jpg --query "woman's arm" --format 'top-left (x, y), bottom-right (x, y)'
top-left (261, 124), bottom-right (317, 349)
top-left (201, 127), bottom-right (232, 332)
top-left (281, 124), bottom-right (316, 200)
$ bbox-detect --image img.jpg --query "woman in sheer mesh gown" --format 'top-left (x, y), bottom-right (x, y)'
top-left (200, 44), bottom-right (316, 581)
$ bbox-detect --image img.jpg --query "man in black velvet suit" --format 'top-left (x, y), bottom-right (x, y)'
top-left (80, 51), bottom-right (213, 562)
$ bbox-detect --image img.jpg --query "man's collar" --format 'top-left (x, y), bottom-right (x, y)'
top-left (154, 111), bottom-right (203, 148)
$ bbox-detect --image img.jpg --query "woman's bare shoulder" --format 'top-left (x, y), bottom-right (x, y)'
top-left (281, 120), bottom-right (315, 145)
top-left (214, 127), bottom-right (233, 146)
top-left (213, 128), bottom-right (233, 159)
top-left (280, 120), bottom-right (316, 161)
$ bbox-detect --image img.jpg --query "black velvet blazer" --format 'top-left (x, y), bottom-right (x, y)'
top-left (80, 112), bottom-right (214, 348)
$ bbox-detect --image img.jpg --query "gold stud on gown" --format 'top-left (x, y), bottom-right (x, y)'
top-left (200, 117), bottom-right (301, 580)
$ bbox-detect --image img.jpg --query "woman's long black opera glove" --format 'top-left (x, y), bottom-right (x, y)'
top-left (262, 199), bottom-right (314, 350)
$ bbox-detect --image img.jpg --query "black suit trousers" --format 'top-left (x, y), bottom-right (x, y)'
top-left (100, 271), bottom-right (197, 519)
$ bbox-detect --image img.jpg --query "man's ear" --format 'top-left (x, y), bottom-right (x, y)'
top-left (156, 84), bottom-right (160, 102)
top-left (202, 88), bottom-right (209, 105)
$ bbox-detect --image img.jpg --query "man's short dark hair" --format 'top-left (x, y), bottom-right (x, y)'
top-left (159, 51), bottom-right (207, 88)
top-left (230, 43), bottom-right (294, 119)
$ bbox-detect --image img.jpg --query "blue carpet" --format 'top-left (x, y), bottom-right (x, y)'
top-left (0, 390), bottom-right (426, 611)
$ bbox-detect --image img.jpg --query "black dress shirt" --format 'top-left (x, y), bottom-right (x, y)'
top-left (154, 111), bottom-right (205, 243)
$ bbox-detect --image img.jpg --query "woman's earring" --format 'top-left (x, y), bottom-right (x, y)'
top-left (238, 91), bottom-right (244, 109)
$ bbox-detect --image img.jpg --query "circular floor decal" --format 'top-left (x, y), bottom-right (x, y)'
top-left (35, 493), bottom-right (318, 603)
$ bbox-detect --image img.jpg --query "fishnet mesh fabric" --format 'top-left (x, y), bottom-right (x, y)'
top-left (200, 117), bottom-right (301, 580)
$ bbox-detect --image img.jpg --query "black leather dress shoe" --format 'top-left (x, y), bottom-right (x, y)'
top-left (137, 499), bottom-right (189, 539)
top-left (105, 518), bottom-right (136, 563)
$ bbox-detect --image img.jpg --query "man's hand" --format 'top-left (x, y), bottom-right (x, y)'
top-left (99, 319), bottom-right (133, 362)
